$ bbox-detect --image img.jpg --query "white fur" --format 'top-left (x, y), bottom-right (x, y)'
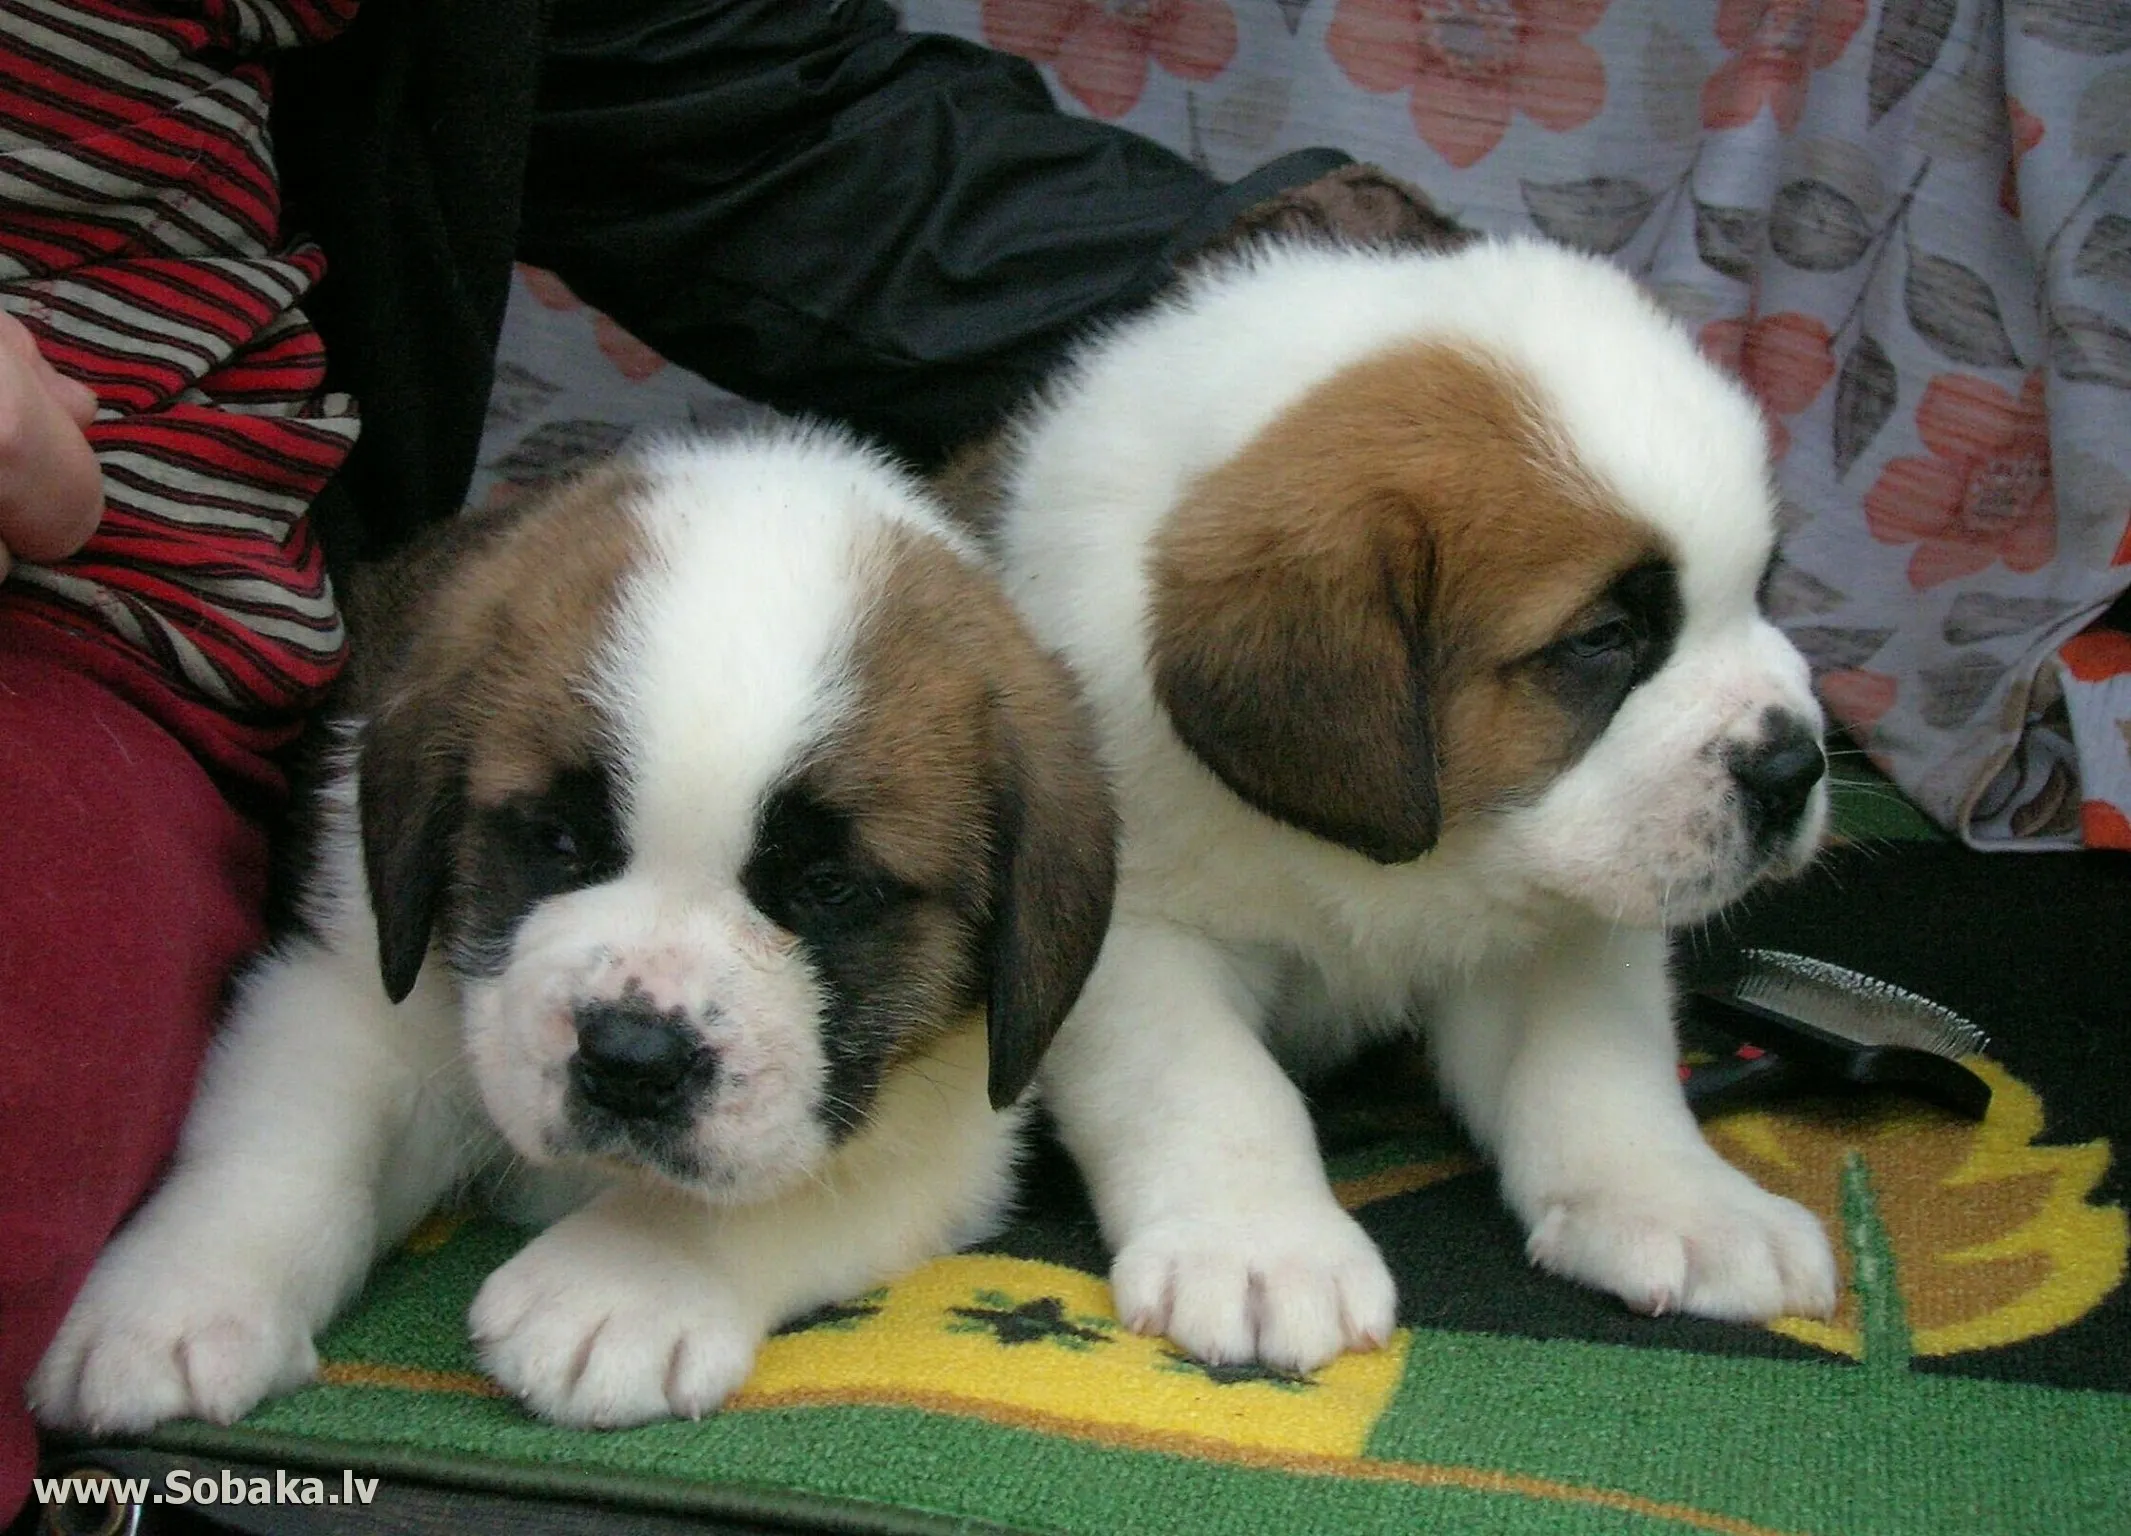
top-left (1001, 240), bottom-right (1838, 1372)
top-left (32, 431), bottom-right (1024, 1433)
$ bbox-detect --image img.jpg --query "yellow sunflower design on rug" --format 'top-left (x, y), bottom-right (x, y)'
top-left (1705, 1060), bottom-right (2127, 1361)
top-left (151, 1033), bottom-right (2126, 1536)
top-left (308, 1052), bottom-right (2123, 1436)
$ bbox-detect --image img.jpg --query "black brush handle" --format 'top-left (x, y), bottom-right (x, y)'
top-left (1683, 1048), bottom-right (1805, 1118)
top-left (1684, 991), bottom-right (1993, 1121)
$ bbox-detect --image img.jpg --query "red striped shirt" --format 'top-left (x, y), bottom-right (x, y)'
top-left (1, 0), bottom-right (361, 748)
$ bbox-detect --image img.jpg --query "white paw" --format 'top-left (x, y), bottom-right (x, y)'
top-left (1525, 1163), bottom-right (1837, 1322)
top-left (469, 1219), bottom-right (761, 1428)
top-left (30, 1247), bottom-right (316, 1434)
top-left (1110, 1199), bottom-right (1396, 1374)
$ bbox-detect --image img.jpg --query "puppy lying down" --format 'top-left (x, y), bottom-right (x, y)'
top-left (974, 236), bottom-right (1840, 1373)
top-left (33, 428), bottom-right (1115, 1431)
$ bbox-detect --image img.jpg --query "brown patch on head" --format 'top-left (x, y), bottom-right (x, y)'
top-left (1150, 341), bottom-right (1675, 863)
top-left (803, 525), bottom-right (1117, 1107)
top-left (352, 461), bottom-right (651, 999)
top-left (1175, 162), bottom-right (1477, 277)
top-left (812, 532), bottom-right (1012, 902)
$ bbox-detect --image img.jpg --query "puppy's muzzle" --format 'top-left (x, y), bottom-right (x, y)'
top-left (1728, 710), bottom-right (1827, 851)
top-left (569, 989), bottom-right (713, 1124)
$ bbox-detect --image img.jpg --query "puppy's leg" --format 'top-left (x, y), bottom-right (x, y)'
top-left (1433, 922), bottom-right (1837, 1322)
top-left (1040, 920), bottom-right (1395, 1374)
top-left (470, 1022), bottom-right (1019, 1427)
top-left (30, 939), bottom-right (477, 1432)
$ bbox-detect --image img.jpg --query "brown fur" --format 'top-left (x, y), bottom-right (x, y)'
top-left (1149, 342), bottom-right (1667, 862)
top-left (929, 432), bottom-right (1015, 549)
top-left (358, 464), bottom-right (649, 806)
top-left (350, 465), bottom-right (651, 998)
top-left (827, 526), bottom-right (1117, 1103)
top-left (820, 531), bottom-right (1011, 894)
top-left (1176, 162), bottom-right (1475, 276)
top-left (344, 465), bottom-right (647, 780)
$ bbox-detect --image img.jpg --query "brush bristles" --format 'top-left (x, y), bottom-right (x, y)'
top-left (1734, 948), bottom-right (1991, 1059)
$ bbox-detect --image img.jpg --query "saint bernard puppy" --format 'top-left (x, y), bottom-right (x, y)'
top-left (972, 238), bottom-right (1839, 1373)
top-left (33, 429), bottom-right (1115, 1431)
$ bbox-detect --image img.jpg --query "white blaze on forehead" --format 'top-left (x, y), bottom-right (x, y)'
top-left (1442, 251), bottom-right (1778, 617)
top-left (587, 430), bottom-right (970, 880)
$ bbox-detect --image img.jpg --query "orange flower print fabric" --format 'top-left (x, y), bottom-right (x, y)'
top-left (1326, 0), bottom-right (1609, 169)
top-left (981, 0), bottom-right (1237, 119)
top-left (1700, 0), bottom-right (1868, 132)
top-left (2053, 629), bottom-right (2131, 851)
top-left (1701, 312), bottom-right (1838, 462)
top-left (1865, 373), bottom-right (2056, 590)
top-left (2002, 98), bottom-right (2044, 221)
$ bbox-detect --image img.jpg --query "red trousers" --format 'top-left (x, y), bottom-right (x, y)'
top-left (0, 614), bottom-right (275, 1521)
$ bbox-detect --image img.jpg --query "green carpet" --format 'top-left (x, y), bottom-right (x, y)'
top-left (120, 794), bottom-right (2129, 1536)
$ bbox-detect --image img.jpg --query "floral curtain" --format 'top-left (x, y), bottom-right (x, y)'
top-left (901, 0), bottom-right (2131, 851)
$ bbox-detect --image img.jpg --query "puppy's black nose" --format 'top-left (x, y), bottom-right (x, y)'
top-left (1730, 713), bottom-right (1826, 843)
top-left (570, 993), bottom-right (707, 1121)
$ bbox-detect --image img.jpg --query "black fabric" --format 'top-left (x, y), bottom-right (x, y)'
top-left (274, 0), bottom-right (548, 568)
top-left (273, 0), bottom-right (1344, 567)
top-left (524, 0), bottom-right (1339, 467)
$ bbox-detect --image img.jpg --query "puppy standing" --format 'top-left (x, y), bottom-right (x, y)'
top-left (982, 239), bottom-right (1839, 1373)
top-left (34, 429), bottom-right (1114, 1431)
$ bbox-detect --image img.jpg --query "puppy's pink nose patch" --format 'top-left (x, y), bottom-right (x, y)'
top-left (605, 955), bottom-right (705, 1017)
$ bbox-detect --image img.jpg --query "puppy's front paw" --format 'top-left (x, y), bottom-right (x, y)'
top-left (470, 1219), bottom-right (760, 1428)
top-left (30, 1251), bottom-right (316, 1434)
top-left (1525, 1164), bottom-right (1837, 1322)
top-left (1110, 1199), bottom-right (1396, 1374)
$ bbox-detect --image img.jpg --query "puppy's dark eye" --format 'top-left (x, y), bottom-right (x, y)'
top-left (541, 822), bottom-right (581, 865)
top-left (1562, 615), bottom-right (1638, 660)
top-left (791, 860), bottom-right (870, 916)
top-left (501, 798), bottom-right (617, 891)
top-left (510, 813), bottom-right (581, 872)
top-left (765, 856), bottom-right (905, 940)
top-left (1534, 561), bottom-right (1680, 703)
top-left (744, 786), bottom-right (911, 940)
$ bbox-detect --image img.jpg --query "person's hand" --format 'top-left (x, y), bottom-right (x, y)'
top-left (0, 310), bottom-right (102, 583)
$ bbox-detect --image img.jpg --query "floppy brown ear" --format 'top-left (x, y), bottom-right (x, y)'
top-left (1149, 483), bottom-right (1441, 865)
top-left (983, 658), bottom-right (1119, 1109)
top-left (358, 685), bottom-right (467, 1004)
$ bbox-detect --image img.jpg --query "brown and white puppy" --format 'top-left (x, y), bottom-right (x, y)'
top-left (983, 238), bottom-right (1838, 1373)
top-left (33, 428), bottom-right (1115, 1431)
